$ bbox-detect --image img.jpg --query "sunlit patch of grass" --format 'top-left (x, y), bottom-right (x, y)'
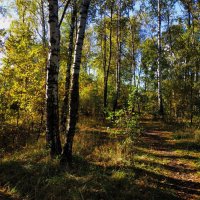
top-left (194, 129), bottom-right (200, 142)
top-left (73, 128), bottom-right (135, 167)
top-left (3, 140), bottom-right (48, 163)
top-left (134, 146), bottom-right (200, 172)
top-left (172, 131), bottom-right (193, 140)
top-left (134, 153), bottom-right (171, 165)
top-left (135, 146), bottom-right (200, 159)
top-left (175, 158), bottom-right (197, 168)
top-left (77, 116), bottom-right (107, 130)
top-left (134, 161), bottom-right (168, 176)
top-left (111, 171), bottom-right (126, 180)
top-left (85, 141), bottom-right (133, 166)
top-left (196, 158), bottom-right (200, 170)
top-left (133, 144), bottom-right (200, 184)
top-left (134, 146), bottom-right (173, 158)
top-left (134, 159), bottom-right (183, 180)
top-left (172, 128), bottom-right (200, 144)
top-left (173, 149), bottom-right (200, 158)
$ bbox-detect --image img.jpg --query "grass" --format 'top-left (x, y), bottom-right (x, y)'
top-left (172, 127), bottom-right (200, 142)
top-left (0, 150), bottom-right (140, 200)
top-left (0, 122), bottom-right (138, 200)
top-left (0, 119), bottom-right (200, 200)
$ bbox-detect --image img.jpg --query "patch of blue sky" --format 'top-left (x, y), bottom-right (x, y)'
top-left (0, 0), bottom-right (19, 66)
top-left (0, 0), bottom-right (18, 29)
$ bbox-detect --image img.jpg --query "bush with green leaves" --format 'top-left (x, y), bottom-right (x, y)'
top-left (107, 87), bottom-right (141, 138)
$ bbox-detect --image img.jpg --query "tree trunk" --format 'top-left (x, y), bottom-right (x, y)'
top-left (130, 20), bottom-right (136, 86)
top-left (157, 0), bottom-right (164, 116)
top-left (188, 3), bottom-right (194, 125)
top-left (41, 0), bottom-right (47, 47)
top-left (104, 5), bottom-right (113, 111)
top-left (61, 0), bottom-right (77, 133)
top-left (166, 9), bottom-right (173, 119)
top-left (103, 14), bottom-right (107, 110)
top-left (61, 0), bottom-right (91, 165)
top-left (113, 3), bottom-right (121, 112)
top-left (46, 0), bottom-right (62, 157)
top-left (37, 0), bottom-right (48, 142)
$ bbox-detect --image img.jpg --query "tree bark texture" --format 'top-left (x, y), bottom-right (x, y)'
top-left (46, 0), bottom-right (62, 157)
top-left (61, 0), bottom-right (91, 165)
top-left (61, 0), bottom-right (77, 133)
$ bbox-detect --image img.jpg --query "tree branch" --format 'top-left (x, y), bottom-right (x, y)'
top-left (59, 0), bottom-right (71, 27)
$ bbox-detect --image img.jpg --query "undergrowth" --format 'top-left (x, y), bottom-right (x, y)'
top-left (172, 127), bottom-right (200, 144)
top-left (0, 118), bottom-right (200, 200)
top-left (0, 119), bottom-right (138, 200)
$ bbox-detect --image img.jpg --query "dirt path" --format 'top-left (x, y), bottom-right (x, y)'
top-left (134, 128), bottom-right (200, 200)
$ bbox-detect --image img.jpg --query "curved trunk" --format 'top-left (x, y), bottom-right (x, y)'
top-left (61, 0), bottom-right (77, 133)
top-left (61, 0), bottom-right (91, 165)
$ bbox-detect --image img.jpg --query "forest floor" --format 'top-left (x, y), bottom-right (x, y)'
top-left (0, 119), bottom-right (200, 200)
top-left (133, 120), bottom-right (200, 200)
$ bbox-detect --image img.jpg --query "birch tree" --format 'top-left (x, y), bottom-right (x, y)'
top-left (46, 0), bottom-right (62, 157)
top-left (61, 0), bottom-right (77, 132)
top-left (61, 0), bottom-right (91, 165)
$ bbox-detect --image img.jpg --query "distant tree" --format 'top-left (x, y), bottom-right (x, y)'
top-left (157, 0), bottom-right (164, 116)
top-left (104, 1), bottom-right (114, 111)
top-left (113, 0), bottom-right (122, 112)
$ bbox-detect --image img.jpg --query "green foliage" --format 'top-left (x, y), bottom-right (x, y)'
top-left (107, 87), bottom-right (140, 137)
top-left (172, 127), bottom-right (200, 144)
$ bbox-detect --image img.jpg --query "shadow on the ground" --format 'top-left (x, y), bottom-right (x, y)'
top-left (0, 157), bottom-right (184, 200)
top-left (133, 126), bottom-right (200, 200)
top-left (133, 166), bottom-right (200, 195)
top-left (135, 147), bottom-right (198, 160)
top-left (73, 129), bottom-right (126, 158)
top-left (138, 131), bottom-right (200, 152)
top-left (134, 158), bottom-right (197, 173)
top-left (1, 124), bottom-right (199, 200)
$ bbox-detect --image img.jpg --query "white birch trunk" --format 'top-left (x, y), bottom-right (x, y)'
top-left (46, 0), bottom-right (62, 157)
top-left (61, 0), bottom-right (91, 165)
